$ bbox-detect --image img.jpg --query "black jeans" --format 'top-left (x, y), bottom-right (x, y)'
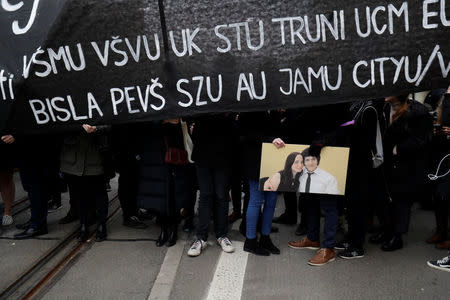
top-left (117, 160), bottom-right (139, 220)
top-left (19, 166), bottom-right (52, 229)
top-left (65, 174), bottom-right (109, 226)
top-left (346, 168), bottom-right (372, 249)
top-left (347, 188), bottom-right (369, 249)
top-left (195, 165), bottom-right (231, 241)
top-left (382, 192), bottom-right (413, 235)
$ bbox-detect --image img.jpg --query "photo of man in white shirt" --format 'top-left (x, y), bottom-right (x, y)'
top-left (298, 148), bottom-right (340, 195)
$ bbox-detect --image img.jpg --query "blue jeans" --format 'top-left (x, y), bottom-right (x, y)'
top-left (305, 194), bottom-right (338, 249)
top-left (246, 180), bottom-right (278, 239)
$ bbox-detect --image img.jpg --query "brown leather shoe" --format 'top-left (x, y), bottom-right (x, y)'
top-left (288, 237), bottom-right (320, 250)
top-left (436, 240), bottom-right (450, 250)
top-left (426, 233), bottom-right (446, 244)
top-left (308, 248), bottom-right (335, 266)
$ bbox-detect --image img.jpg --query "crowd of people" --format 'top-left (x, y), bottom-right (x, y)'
top-left (0, 88), bottom-right (449, 272)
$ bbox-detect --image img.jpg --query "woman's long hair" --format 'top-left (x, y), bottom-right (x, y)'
top-left (391, 94), bottom-right (410, 122)
top-left (280, 152), bottom-right (302, 183)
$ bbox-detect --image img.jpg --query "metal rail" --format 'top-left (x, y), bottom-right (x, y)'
top-left (0, 195), bottom-right (120, 300)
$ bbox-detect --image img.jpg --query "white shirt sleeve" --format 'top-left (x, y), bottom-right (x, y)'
top-left (325, 175), bottom-right (339, 195)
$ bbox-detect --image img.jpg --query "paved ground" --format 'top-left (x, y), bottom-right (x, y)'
top-left (1, 176), bottom-right (449, 300)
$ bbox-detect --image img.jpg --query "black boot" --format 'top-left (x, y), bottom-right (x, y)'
top-left (381, 235), bottom-right (403, 251)
top-left (244, 238), bottom-right (270, 256)
top-left (259, 235), bottom-right (280, 254)
top-left (156, 225), bottom-right (168, 247)
top-left (95, 223), bottom-right (107, 242)
top-left (78, 224), bottom-right (89, 242)
top-left (369, 231), bottom-right (391, 244)
top-left (166, 225), bottom-right (178, 247)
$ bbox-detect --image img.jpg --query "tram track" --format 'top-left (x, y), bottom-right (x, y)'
top-left (0, 194), bottom-right (121, 300)
top-left (11, 196), bottom-right (30, 218)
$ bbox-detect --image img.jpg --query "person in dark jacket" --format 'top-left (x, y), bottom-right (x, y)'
top-left (13, 133), bottom-right (61, 239)
top-left (240, 111), bottom-right (283, 256)
top-left (336, 99), bottom-right (382, 259)
top-left (60, 124), bottom-right (111, 242)
top-left (136, 119), bottom-right (194, 247)
top-left (287, 103), bottom-right (349, 266)
top-left (187, 114), bottom-right (236, 257)
top-left (371, 94), bottom-right (433, 251)
top-left (111, 124), bottom-right (147, 229)
top-left (426, 87), bottom-right (450, 249)
top-left (272, 106), bottom-right (348, 236)
top-left (229, 114), bottom-right (245, 224)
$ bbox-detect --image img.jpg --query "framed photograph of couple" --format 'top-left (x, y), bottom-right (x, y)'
top-left (259, 143), bottom-right (350, 196)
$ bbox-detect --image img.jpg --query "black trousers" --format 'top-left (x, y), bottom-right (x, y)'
top-left (282, 192), bottom-right (297, 222)
top-left (240, 181), bottom-right (250, 223)
top-left (433, 194), bottom-right (449, 239)
top-left (19, 166), bottom-right (51, 229)
top-left (346, 167), bottom-right (373, 249)
top-left (231, 178), bottom-right (242, 215)
top-left (382, 192), bottom-right (413, 235)
top-left (66, 174), bottom-right (109, 226)
top-left (281, 192), bottom-right (307, 226)
top-left (346, 186), bottom-right (370, 248)
top-left (195, 165), bottom-right (231, 240)
top-left (117, 161), bottom-right (139, 219)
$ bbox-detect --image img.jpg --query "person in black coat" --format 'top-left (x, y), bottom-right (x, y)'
top-left (13, 133), bottom-right (61, 239)
top-left (136, 120), bottom-right (193, 247)
top-left (336, 99), bottom-right (382, 259)
top-left (187, 114), bottom-right (236, 257)
top-left (372, 94), bottom-right (433, 251)
top-left (426, 87), bottom-right (450, 249)
top-left (111, 123), bottom-right (147, 229)
top-left (240, 111), bottom-right (284, 256)
top-left (272, 106), bottom-right (348, 236)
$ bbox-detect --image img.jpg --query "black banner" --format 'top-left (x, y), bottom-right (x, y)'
top-left (0, 0), bottom-right (449, 133)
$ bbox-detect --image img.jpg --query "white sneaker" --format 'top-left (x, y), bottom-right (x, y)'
top-left (217, 237), bottom-right (235, 253)
top-left (187, 239), bottom-right (207, 257)
top-left (2, 215), bottom-right (13, 226)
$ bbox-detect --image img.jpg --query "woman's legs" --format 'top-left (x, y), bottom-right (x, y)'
top-left (260, 191), bottom-right (278, 236)
top-left (0, 170), bottom-right (15, 219)
top-left (246, 180), bottom-right (265, 239)
top-left (259, 191), bottom-right (280, 255)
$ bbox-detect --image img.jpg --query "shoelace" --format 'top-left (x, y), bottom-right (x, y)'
top-left (221, 238), bottom-right (232, 246)
top-left (191, 240), bottom-right (201, 249)
top-left (318, 249), bottom-right (327, 258)
top-left (437, 256), bottom-right (450, 265)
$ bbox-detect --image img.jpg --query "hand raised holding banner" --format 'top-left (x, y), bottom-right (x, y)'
top-left (272, 138), bottom-right (285, 149)
top-left (1, 134), bottom-right (15, 144)
top-left (82, 124), bottom-right (97, 134)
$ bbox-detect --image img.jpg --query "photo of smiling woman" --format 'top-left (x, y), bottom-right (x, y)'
top-left (262, 152), bottom-right (304, 192)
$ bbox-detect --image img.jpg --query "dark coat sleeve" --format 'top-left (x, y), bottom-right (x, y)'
top-left (395, 105), bottom-right (433, 157)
